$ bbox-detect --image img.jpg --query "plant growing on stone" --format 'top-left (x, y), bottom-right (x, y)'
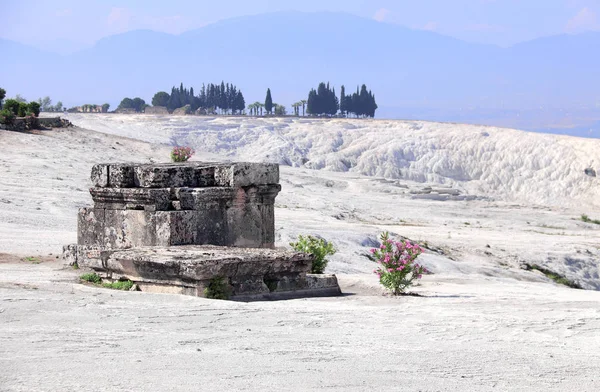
top-left (103, 280), bottom-right (135, 291)
top-left (170, 146), bottom-right (195, 162)
top-left (290, 235), bottom-right (336, 274)
top-left (0, 109), bottom-right (15, 125)
top-left (204, 277), bottom-right (231, 300)
top-left (80, 272), bottom-right (102, 284)
top-left (371, 232), bottom-right (427, 295)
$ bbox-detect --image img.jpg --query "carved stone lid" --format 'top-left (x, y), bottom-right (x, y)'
top-left (90, 162), bottom-right (279, 188)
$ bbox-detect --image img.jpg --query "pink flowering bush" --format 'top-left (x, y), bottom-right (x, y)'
top-left (371, 232), bottom-right (427, 295)
top-left (170, 146), bottom-right (195, 162)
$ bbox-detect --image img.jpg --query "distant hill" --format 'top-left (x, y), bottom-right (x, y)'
top-left (1, 11), bottom-right (599, 132)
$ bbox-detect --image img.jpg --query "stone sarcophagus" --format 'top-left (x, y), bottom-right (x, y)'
top-left (79, 162), bottom-right (280, 249)
top-left (64, 161), bottom-right (341, 300)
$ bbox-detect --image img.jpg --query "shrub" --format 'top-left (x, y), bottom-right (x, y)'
top-left (290, 235), bottom-right (336, 274)
top-left (17, 102), bottom-right (29, 117)
top-left (102, 280), bottom-right (134, 291)
top-left (0, 108), bottom-right (15, 125)
top-left (80, 272), bottom-right (102, 284)
top-left (27, 101), bottom-right (40, 117)
top-left (171, 146), bottom-right (195, 162)
top-left (204, 277), bottom-right (231, 300)
top-left (4, 99), bottom-right (20, 116)
top-left (371, 232), bottom-right (427, 295)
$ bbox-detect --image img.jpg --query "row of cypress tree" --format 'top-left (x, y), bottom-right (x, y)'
top-left (307, 83), bottom-right (377, 118)
top-left (148, 81), bottom-right (376, 117)
top-left (152, 82), bottom-right (246, 114)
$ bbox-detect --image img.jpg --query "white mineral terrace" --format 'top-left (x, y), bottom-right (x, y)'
top-left (0, 114), bottom-right (599, 391)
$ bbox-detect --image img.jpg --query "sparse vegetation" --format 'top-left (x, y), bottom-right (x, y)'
top-left (80, 272), bottom-right (102, 284)
top-left (80, 272), bottom-right (135, 290)
top-left (204, 277), bottom-right (231, 300)
top-left (581, 214), bottom-right (600, 225)
top-left (102, 280), bottom-right (134, 291)
top-left (23, 256), bottom-right (40, 264)
top-left (290, 235), bottom-right (336, 274)
top-left (523, 264), bottom-right (582, 289)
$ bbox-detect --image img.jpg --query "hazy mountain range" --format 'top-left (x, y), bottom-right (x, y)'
top-left (2, 11), bottom-right (599, 136)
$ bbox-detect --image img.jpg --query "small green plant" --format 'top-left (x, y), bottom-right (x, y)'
top-left (71, 262), bottom-right (79, 270)
top-left (24, 256), bottom-right (39, 263)
top-left (102, 280), bottom-right (134, 291)
top-left (263, 277), bottom-right (278, 292)
top-left (290, 235), bottom-right (336, 274)
top-left (581, 214), bottom-right (600, 225)
top-left (204, 277), bottom-right (231, 300)
top-left (371, 232), bottom-right (427, 295)
top-left (80, 272), bottom-right (102, 284)
top-left (170, 146), bottom-right (195, 162)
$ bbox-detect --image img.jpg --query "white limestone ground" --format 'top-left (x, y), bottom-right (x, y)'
top-left (1, 114), bottom-right (599, 391)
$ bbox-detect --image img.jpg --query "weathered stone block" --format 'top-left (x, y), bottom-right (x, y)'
top-left (78, 209), bottom-right (197, 249)
top-left (89, 187), bottom-right (172, 211)
top-left (214, 162), bottom-right (279, 187)
top-left (179, 184), bottom-right (280, 248)
top-left (70, 245), bottom-right (341, 300)
top-left (133, 164), bottom-right (216, 188)
top-left (77, 208), bottom-right (105, 246)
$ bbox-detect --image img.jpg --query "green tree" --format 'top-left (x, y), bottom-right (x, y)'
top-left (167, 87), bottom-right (181, 111)
top-left (0, 88), bottom-right (6, 109)
top-left (339, 85), bottom-right (347, 116)
top-left (15, 94), bottom-right (27, 103)
top-left (118, 97), bottom-right (134, 110)
top-left (301, 99), bottom-right (307, 116)
top-left (17, 102), bottom-right (28, 117)
top-left (27, 101), bottom-right (41, 117)
top-left (40, 96), bottom-right (51, 111)
top-left (306, 82), bottom-right (338, 116)
top-left (264, 88), bottom-right (273, 115)
top-left (132, 97), bottom-right (146, 112)
top-left (102, 103), bottom-right (110, 113)
top-left (4, 99), bottom-right (20, 116)
top-left (274, 103), bottom-right (287, 116)
top-left (54, 101), bottom-right (63, 112)
top-left (292, 102), bottom-right (301, 116)
top-left (151, 91), bottom-right (170, 107)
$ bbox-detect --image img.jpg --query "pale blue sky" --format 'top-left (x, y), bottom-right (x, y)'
top-left (2, 0), bottom-right (600, 48)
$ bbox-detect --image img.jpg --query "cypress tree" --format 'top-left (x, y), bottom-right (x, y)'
top-left (340, 85), bottom-right (346, 116)
top-left (265, 88), bottom-right (273, 114)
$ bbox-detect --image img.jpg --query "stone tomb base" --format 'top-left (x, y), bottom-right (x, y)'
top-left (66, 245), bottom-right (341, 301)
